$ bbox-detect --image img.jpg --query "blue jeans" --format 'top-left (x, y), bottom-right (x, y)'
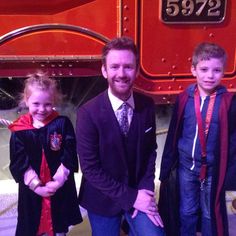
top-left (179, 166), bottom-right (212, 236)
top-left (87, 211), bottom-right (165, 236)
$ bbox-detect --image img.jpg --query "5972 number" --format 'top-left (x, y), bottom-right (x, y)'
top-left (161, 0), bottom-right (226, 23)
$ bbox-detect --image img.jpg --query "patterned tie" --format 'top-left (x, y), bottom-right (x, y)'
top-left (119, 102), bottom-right (129, 136)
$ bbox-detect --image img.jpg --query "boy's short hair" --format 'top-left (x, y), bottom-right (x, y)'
top-left (192, 42), bottom-right (227, 68)
top-left (101, 36), bottom-right (139, 68)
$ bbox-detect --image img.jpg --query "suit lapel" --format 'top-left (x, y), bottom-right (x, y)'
top-left (132, 94), bottom-right (143, 177)
top-left (100, 91), bottom-right (128, 166)
top-left (100, 91), bottom-right (119, 131)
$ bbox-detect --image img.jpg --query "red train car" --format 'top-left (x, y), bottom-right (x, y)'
top-left (0, 0), bottom-right (235, 103)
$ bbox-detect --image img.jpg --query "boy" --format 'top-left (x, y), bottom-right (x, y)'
top-left (159, 42), bottom-right (236, 236)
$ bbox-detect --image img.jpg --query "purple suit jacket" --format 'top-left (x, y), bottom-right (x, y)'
top-left (76, 90), bottom-right (157, 216)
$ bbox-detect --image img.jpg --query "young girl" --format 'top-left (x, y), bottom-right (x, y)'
top-left (9, 72), bottom-right (82, 236)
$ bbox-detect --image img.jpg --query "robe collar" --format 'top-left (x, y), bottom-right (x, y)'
top-left (9, 111), bottom-right (59, 132)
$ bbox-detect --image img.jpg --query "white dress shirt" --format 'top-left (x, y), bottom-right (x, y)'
top-left (108, 88), bottom-right (134, 126)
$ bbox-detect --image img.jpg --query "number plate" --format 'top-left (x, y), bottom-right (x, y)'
top-left (161, 0), bottom-right (227, 24)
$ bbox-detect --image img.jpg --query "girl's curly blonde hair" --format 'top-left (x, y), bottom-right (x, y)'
top-left (21, 71), bottom-right (63, 107)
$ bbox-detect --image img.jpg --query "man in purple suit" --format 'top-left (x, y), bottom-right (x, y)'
top-left (76, 36), bottom-right (165, 236)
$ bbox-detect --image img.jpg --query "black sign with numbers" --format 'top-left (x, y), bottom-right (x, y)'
top-left (161, 0), bottom-right (227, 24)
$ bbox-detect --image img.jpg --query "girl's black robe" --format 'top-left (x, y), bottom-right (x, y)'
top-left (9, 113), bottom-right (82, 236)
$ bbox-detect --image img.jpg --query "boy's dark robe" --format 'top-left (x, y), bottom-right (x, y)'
top-left (159, 87), bottom-right (236, 236)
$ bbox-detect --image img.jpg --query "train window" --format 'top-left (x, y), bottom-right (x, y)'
top-left (161, 0), bottom-right (227, 24)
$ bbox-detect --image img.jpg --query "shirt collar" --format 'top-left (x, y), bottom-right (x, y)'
top-left (108, 88), bottom-right (135, 111)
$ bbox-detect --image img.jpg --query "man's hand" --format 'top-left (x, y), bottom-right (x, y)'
top-left (133, 189), bottom-right (157, 214)
top-left (132, 189), bottom-right (164, 228)
top-left (146, 211), bottom-right (164, 227)
top-left (132, 209), bottom-right (164, 228)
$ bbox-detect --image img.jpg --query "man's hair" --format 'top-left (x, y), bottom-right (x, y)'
top-left (102, 36), bottom-right (139, 67)
top-left (192, 42), bottom-right (227, 68)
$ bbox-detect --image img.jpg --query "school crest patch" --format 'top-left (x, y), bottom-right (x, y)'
top-left (50, 132), bottom-right (62, 151)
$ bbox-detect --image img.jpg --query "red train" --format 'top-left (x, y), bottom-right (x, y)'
top-left (0, 0), bottom-right (235, 104)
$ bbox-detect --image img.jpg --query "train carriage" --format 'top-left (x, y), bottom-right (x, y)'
top-left (0, 1), bottom-right (236, 235)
